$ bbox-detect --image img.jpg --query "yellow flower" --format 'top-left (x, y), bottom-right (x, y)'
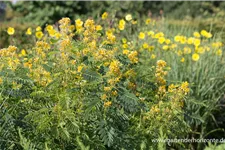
top-left (118, 19), bottom-right (126, 30)
top-left (192, 53), bottom-right (200, 61)
top-left (174, 35), bottom-right (181, 42)
top-left (23, 62), bottom-right (32, 69)
top-left (125, 14), bottom-right (132, 21)
top-left (122, 44), bottom-right (128, 49)
top-left (158, 85), bottom-right (166, 94)
top-left (104, 101), bottom-right (112, 107)
top-left (165, 39), bottom-right (171, 44)
top-left (107, 33), bottom-right (116, 43)
top-left (162, 45), bottom-right (169, 50)
top-left (194, 39), bottom-right (201, 47)
top-left (139, 32), bottom-right (145, 39)
top-left (204, 46), bottom-right (210, 52)
top-left (176, 50), bottom-right (183, 56)
top-left (154, 32), bottom-right (164, 38)
top-left (128, 51), bottom-right (138, 63)
top-left (145, 18), bottom-right (151, 25)
top-left (187, 37), bottom-right (194, 44)
top-left (104, 87), bottom-right (111, 92)
top-left (148, 46), bottom-right (155, 51)
top-left (216, 49), bottom-right (222, 56)
top-left (35, 31), bottom-right (44, 39)
top-left (170, 44), bottom-right (177, 49)
top-left (69, 25), bottom-right (75, 31)
top-left (151, 54), bottom-right (156, 59)
top-left (21, 49), bottom-right (27, 56)
top-left (193, 32), bottom-right (200, 38)
top-left (36, 26), bottom-right (42, 32)
top-left (75, 19), bottom-right (83, 27)
top-left (118, 24), bottom-right (125, 31)
top-left (212, 42), bottom-right (223, 48)
top-left (55, 33), bottom-right (61, 39)
top-left (7, 27), bottom-right (15, 35)
top-left (96, 25), bottom-right (102, 31)
top-left (180, 36), bottom-right (187, 44)
top-left (26, 28), bottom-right (32, 35)
top-left (183, 47), bottom-right (191, 54)
top-left (48, 29), bottom-right (56, 37)
top-left (195, 47), bottom-right (205, 54)
top-left (205, 33), bottom-right (212, 38)
top-left (157, 60), bottom-right (167, 68)
top-left (112, 90), bottom-right (118, 96)
top-left (201, 30), bottom-right (212, 38)
top-left (168, 84), bottom-right (178, 93)
top-left (180, 57), bottom-right (185, 63)
top-left (200, 30), bottom-right (207, 36)
top-left (180, 81), bottom-right (190, 95)
top-left (158, 37), bottom-right (165, 44)
top-left (109, 60), bottom-right (121, 75)
top-left (46, 25), bottom-right (53, 31)
top-left (142, 43), bottom-right (149, 49)
top-left (102, 12), bottom-right (108, 20)
top-left (84, 19), bottom-right (95, 28)
top-left (75, 19), bottom-right (83, 32)
top-left (147, 31), bottom-right (154, 36)
top-left (123, 49), bottom-right (129, 55)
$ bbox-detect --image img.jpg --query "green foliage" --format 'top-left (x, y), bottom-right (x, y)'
top-left (7, 1), bottom-right (144, 26)
top-left (205, 143), bottom-right (225, 150)
top-left (6, 1), bottom-right (225, 25)
top-left (0, 2), bottom-right (225, 149)
top-left (18, 128), bottom-right (36, 150)
top-left (9, 1), bottom-right (88, 26)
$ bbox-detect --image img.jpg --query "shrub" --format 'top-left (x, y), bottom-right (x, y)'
top-left (0, 11), bottom-right (224, 149)
top-left (0, 16), bottom-right (191, 149)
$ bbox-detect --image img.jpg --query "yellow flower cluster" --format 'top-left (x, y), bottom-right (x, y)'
top-left (75, 19), bottom-right (84, 32)
top-left (104, 101), bottom-right (112, 107)
top-left (128, 51), bottom-right (138, 63)
top-left (106, 28), bottom-right (116, 44)
top-left (0, 45), bottom-right (17, 57)
top-left (200, 30), bottom-right (212, 38)
top-left (136, 23), bottom-right (221, 64)
top-left (2, 15), bottom-right (207, 116)
top-left (108, 60), bottom-right (121, 76)
top-left (145, 78), bottom-right (190, 130)
top-left (0, 46), bottom-right (19, 71)
top-left (155, 60), bottom-right (167, 85)
top-left (28, 66), bottom-right (52, 86)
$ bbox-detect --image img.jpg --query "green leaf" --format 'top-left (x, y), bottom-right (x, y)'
top-left (50, 38), bottom-right (59, 44)
top-left (82, 69), bottom-right (102, 82)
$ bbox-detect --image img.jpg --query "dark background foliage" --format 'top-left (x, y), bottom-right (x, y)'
top-left (1, 1), bottom-right (225, 24)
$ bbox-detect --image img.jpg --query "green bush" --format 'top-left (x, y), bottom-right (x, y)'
top-left (0, 16), bottom-right (191, 149)
top-left (5, 1), bottom-right (225, 25)
top-left (0, 2), bottom-right (225, 149)
top-left (7, 1), bottom-right (144, 26)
